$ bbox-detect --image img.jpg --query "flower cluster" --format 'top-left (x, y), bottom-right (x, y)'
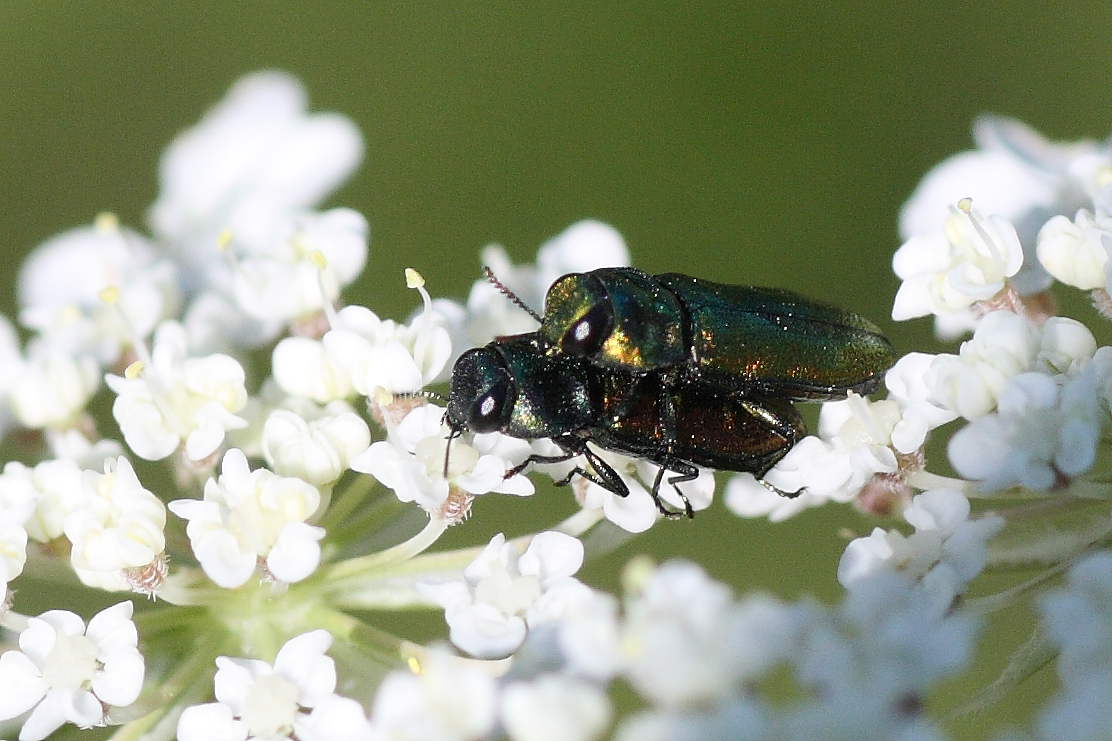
top-left (1, 72), bottom-right (1111, 740)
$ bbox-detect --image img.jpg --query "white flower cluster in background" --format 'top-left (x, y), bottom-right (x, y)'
top-left (1, 70), bottom-right (1111, 740)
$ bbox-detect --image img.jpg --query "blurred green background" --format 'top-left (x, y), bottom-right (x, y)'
top-left (3, 2), bottom-right (1110, 738)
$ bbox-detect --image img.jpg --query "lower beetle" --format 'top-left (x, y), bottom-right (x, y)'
top-left (445, 333), bottom-right (804, 517)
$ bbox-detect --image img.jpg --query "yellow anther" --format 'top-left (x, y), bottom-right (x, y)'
top-left (405, 268), bottom-right (425, 289)
top-left (406, 655), bottom-right (423, 675)
top-left (372, 387), bottom-right (395, 408)
top-left (309, 250), bottom-right (329, 269)
top-left (124, 361), bottom-right (145, 380)
top-left (94, 212), bottom-right (119, 234)
top-left (956, 197), bottom-right (973, 213)
top-left (98, 285), bottom-right (120, 305)
top-left (217, 229), bottom-right (234, 251)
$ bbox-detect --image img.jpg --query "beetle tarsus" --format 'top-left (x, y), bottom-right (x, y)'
top-left (759, 478), bottom-right (803, 499)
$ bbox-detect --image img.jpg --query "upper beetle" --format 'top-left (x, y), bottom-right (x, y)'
top-left (536, 267), bottom-right (895, 400)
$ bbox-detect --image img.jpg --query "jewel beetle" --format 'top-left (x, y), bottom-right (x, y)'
top-left (445, 332), bottom-right (806, 518)
top-left (536, 267), bottom-right (895, 400)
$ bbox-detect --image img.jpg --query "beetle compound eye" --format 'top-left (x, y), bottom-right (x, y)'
top-left (469, 381), bottom-right (509, 433)
top-left (562, 302), bottom-right (612, 356)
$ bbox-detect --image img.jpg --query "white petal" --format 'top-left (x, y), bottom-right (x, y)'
top-left (266, 522), bottom-right (324, 583)
top-left (519, 532), bottom-right (584, 582)
top-left (0, 650), bottom-right (47, 720)
top-left (274, 631), bottom-right (336, 705)
top-left (177, 702), bottom-right (249, 741)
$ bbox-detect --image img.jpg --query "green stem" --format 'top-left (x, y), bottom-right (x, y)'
top-left (318, 474), bottom-right (375, 532)
top-left (906, 471), bottom-right (974, 493)
top-left (133, 605), bottom-right (205, 637)
top-left (962, 561), bottom-right (1072, 616)
top-left (318, 516), bottom-right (448, 586)
top-left (947, 626), bottom-right (1056, 721)
top-left (326, 492), bottom-right (405, 549)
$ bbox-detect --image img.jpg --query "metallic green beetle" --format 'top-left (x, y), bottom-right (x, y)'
top-left (537, 267), bottom-right (895, 400)
top-left (445, 332), bottom-right (805, 517)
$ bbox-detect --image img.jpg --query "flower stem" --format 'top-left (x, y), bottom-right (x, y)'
top-left (317, 515), bottom-right (448, 587)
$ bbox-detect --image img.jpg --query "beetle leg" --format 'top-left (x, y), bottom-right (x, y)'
top-left (502, 451), bottom-right (580, 479)
top-left (758, 478), bottom-right (804, 499)
top-left (646, 462), bottom-right (697, 519)
top-left (739, 399), bottom-right (802, 443)
top-left (580, 445), bottom-right (630, 497)
top-left (517, 437), bottom-right (631, 498)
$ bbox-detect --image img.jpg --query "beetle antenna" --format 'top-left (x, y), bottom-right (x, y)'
top-left (398, 389), bottom-right (447, 404)
top-left (442, 425), bottom-right (461, 478)
top-left (483, 266), bottom-right (542, 324)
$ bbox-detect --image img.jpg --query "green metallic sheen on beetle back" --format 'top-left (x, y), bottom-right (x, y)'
top-left (541, 269), bottom-right (687, 371)
top-left (656, 273), bottom-right (895, 399)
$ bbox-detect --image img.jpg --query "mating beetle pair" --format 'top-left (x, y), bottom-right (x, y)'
top-left (446, 267), bottom-right (895, 518)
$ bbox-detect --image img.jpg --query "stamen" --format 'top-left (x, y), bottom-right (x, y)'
top-left (406, 268), bottom-right (434, 318)
top-left (100, 285), bottom-right (153, 366)
top-left (310, 249), bottom-right (340, 329)
top-left (957, 198), bottom-right (1005, 266)
top-left (94, 211), bottom-right (119, 234)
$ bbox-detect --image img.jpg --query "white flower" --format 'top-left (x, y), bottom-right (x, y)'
top-left (64, 457), bottom-right (167, 592)
top-left (948, 370), bottom-right (1101, 492)
top-left (351, 404), bottom-right (533, 516)
top-left (322, 304), bottom-right (451, 397)
top-left (900, 115), bottom-right (1099, 295)
top-left (272, 335), bottom-right (354, 403)
top-left (1037, 551), bottom-right (1112, 741)
top-left (183, 289), bottom-right (284, 355)
top-left (0, 458), bottom-right (85, 544)
top-left (615, 699), bottom-right (769, 741)
top-left (262, 403), bottom-right (371, 486)
top-left (106, 321), bottom-right (248, 461)
top-left (230, 207), bottom-right (369, 322)
top-left (927, 311), bottom-right (1094, 419)
top-left (726, 394), bottom-right (899, 521)
top-left (839, 488), bottom-right (1003, 609)
top-left (168, 448), bottom-right (324, 588)
top-left (0, 521), bottom-right (28, 588)
top-left (892, 201), bottom-right (1024, 321)
top-left (501, 674), bottom-right (611, 741)
top-left (420, 531), bottom-right (585, 659)
top-left (1036, 209), bottom-right (1112, 290)
top-left (367, 648), bottom-right (497, 741)
top-left (44, 429), bottom-right (125, 471)
top-left (534, 219), bottom-right (630, 290)
top-left (0, 602), bottom-right (144, 741)
top-left (150, 70), bottom-right (362, 288)
top-left (620, 561), bottom-right (790, 709)
top-left (883, 353), bottom-right (958, 452)
top-left (797, 572), bottom-right (979, 708)
top-left (550, 584), bottom-right (623, 681)
top-left (17, 217), bottom-right (180, 365)
top-left (1036, 671), bottom-right (1112, 741)
top-left (298, 694), bottom-right (374, 741)
top-left (177, 630), bottom-right (337, 741)
top-left (10, 341), bottom-right (100, 430)
top-left (1039, 551), bottom-right (1112, 686)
